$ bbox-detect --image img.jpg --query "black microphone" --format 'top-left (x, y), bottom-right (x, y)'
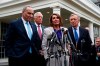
top-left (47, 32), bottom-right (56, 55)
top-left (66, 30), bottom-right (71, 43)
top-left (66, 30), bottom-right (77, 52)
top-left (50, 32), bottom-right (56, 42)
top-left (59, 28), bottom-right (66, 50)
top-left (61, 28), bottom-right (65, 42)
top-left (61, 28), bottom-right (65, 32)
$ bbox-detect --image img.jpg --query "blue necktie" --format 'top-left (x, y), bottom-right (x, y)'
top-left (26, 22), bottom-right (32, 53)
top-left (74, 28), bottom-right (78, 42)
top-left (26, 22), bottom-right (32, 40)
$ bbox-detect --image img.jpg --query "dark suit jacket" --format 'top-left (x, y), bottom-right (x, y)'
top-left (68, 26), bottom-right (92, 66)
top-left (4, 18), bottom-right (39, 58)
top-left (32, 23), bottom-right (45, 50)
top-left (68, 26), bottom-right (92, 53)
top-left (32, 23), bottom-right (46, 66)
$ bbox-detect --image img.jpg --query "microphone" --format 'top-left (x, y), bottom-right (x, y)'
top-left (61, 28), bottom-right (68, 35)
top-left (61, 28), bottom-right (65, 32)
top-left (60, 28), bottom-right (65, 48)
top-left (61, 28), bottom-right (65, 42)
top-left (66, 30), bottom-right (77, 52)
top-left (65, 30), bottom-right (71, 43)
top-left (47, 32), bottom-right (57, 55)
top-left (60, 28), bottom-right (68, 50)
top-left (50, 32), bottom-right (56, 42)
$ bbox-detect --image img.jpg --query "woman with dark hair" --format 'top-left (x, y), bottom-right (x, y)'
top-left (41, 13), bottom-right (69, 66)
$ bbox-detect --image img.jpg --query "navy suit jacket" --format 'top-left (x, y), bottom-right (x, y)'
top-left (68, 26), bottom-right (92, 54)
top-left (68, 26), bottom-right (92, 66)
top-left (32, 23), bottom-right (46, 50)
top-left (4, 18), bottom-right (39, 58)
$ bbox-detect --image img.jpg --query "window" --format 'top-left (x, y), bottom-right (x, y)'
top-left (0, 23), bottom-right (9, 58)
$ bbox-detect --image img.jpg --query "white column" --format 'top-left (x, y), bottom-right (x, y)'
top-left (53, 7), bottom-right (61, 15)
top-left (89, 22), bottom-right (94, 45)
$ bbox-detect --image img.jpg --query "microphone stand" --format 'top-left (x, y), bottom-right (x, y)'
top-left (66, 30), bottom-right (77, 66)
top-left (47, 32), bottom-right (62, 66)
top-left (63, 34), bottom-right (70, 66)
top-left (62, 32), bottom-right (68, 66)
top-left (61, 28), bottom-right (71, 66)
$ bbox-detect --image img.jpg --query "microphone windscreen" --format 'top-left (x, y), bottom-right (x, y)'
top-left (50, 32), bottom-right (56, 42)
top-left (64, 30), bottom-right (67, 34)
top-left (61, 28), bottom-right (64, 32)
top-left (47, 32), bottom-right (55, 40)
top-left (52, 32), bottom-right (55, 36)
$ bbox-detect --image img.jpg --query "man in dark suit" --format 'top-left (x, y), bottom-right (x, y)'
top-left (95, 37), bottom-right (100, 66)
top-left (68, 13), bottom-right (92, 66)
top-left (33, 12), bottom-right (46, 66)
top-left (4, 6), bottom-right (40, 66)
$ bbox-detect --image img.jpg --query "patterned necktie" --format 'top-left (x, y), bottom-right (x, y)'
top-left (26, 22), bottom-right (32, 53)
top-left (74, 28), bottom-right (78, 42)
top-left (38, 25), bottom-right (42, 39)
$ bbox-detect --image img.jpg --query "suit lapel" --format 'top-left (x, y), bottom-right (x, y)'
top-left (79, 27), bottom-right (82, 39)
top-left (17, 18), bottom-right (29, 40)
top-left (30, 22), bottom-right (37, 41)
top-left (68, 27), bottom-right (76, 45)
top-left (78, 27), bottom-right (83, 43)
top-left (32, 23), bottom-right (40, 40)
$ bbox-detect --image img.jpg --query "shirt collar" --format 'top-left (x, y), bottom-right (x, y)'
top-left (72, 26), bottom-right (79, 30)
top-left (35, 22), bottom-right (41, 27)
top-left (21, 17), bottom-right (29, 24)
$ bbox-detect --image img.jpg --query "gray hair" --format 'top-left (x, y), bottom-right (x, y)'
top-left (96, 37), bottom-right (100, 40)
top-left (22, 6), bottom-right (33, 12)
top-left (69, 13), bottom-right (80, 20)
top-left (34, 12), bottom-right (43, 18)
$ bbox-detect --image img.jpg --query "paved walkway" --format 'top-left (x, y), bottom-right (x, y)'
top-left (0, 59), bottom-right (8, 66)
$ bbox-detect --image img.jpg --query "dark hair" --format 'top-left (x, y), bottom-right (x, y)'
top-left (49, 13), bottom-right (63, 27)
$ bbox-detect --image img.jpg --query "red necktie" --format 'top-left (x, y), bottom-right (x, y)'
top-left (38, 25), bottom-right (42, 39)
